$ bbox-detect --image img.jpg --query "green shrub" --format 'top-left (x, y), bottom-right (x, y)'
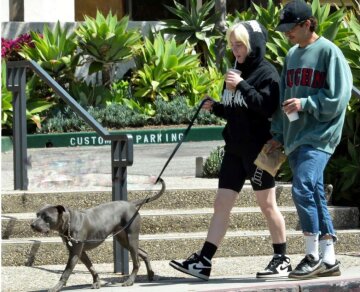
top-left (131, 33), bottom-right (200, 102)
top-left (202, 145), bottom-right (224, 178)
top-left (20, 22), bottom-right (79, 83)
top-left (75, 11), bottom-right (142, 87)
top-left (160, 0), bottom-right (220, 67)
top-left (325, 97), bottom-right (360, 206)
top-left (39, 96), bottom-right (223, 133)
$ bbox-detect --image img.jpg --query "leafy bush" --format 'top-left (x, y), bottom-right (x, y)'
top-left (69, 81), bottom-right (113, 107)
top-left (178, 67), bottom-right (224, 106)
top-left (202, 145), bottom-right (224, 178)
top-left (75, 11), bottom-right (142, 86)
top-left (325, 98), bottom-right (360, 206)
top-left (1, 60), bottom-right (55, 134)
top-left (160, 0), bottom-right (220, 67)
top-left (20, 22), bottom-right (79, 81)
top-left (131, 33), bottom-right (200, 102)
top-left (39, 96), bottom-right (223, 133)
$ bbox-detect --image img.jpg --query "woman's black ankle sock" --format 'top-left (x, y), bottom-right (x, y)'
top-left (200, 241), bottom-right (218, 260)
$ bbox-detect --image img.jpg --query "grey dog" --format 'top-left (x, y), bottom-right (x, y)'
top-left (30, 178), bottom-right (165, 292)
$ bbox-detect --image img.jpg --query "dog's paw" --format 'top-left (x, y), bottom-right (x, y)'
top-left (48, 281), bottom-right (65, 292)
top-left (122, 279), bottom-right (134, 286)
top-left (148, 270), bottom-right (155, 281)
top-left (91, 281), bottom-right (101, 289)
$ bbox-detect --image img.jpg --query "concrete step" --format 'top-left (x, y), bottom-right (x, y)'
top-left (1, 184), bottom-right (295, 213)
top-left (2, 229), bottom-right (360, 266)
top-left (2, 206), bottom-right (359, 239)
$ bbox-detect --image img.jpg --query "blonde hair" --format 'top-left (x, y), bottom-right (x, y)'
top-left (226, 23), bottom-right (251, 55)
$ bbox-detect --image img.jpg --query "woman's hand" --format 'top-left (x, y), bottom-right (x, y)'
top-left (202, 96), bottom-right (215, 111)
top-left (225, 70), bottom-right (243, 90)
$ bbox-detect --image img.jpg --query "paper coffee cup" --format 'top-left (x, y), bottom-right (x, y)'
top-left (226, 69), bottom-right (242, 91)
top-left (286, 111), bottom-right (299, 122)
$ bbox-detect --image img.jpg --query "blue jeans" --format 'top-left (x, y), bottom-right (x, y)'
top-left (288, 145), bottom-right (337, 241)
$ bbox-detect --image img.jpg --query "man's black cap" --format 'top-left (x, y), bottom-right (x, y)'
top-left (276, 0), bottom-right (312, 32)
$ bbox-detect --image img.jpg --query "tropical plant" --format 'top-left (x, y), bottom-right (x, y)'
top-left (1, 33), bottom-right (34, 61)
top-left (1, 61), bottom-right (55, 133)
top-left (161, 0), bottom-right (221, 67)
top-left (178, 66), bottom-right (223, 106)
top-left (1, 66), bottom-right (14, 131)
top-left (110, 79), bottom-right (132, 104)
top-left (325, 98), bottom-right (360, 206)
top-left (20, 22), bottom-right (79, 82)
top-left (342, 10), bottom-right (360, 85)
top-left (131, 33), bottom-right (200, 102)
top-left (75, 11), bottom-right (142, 86)
top-left (69, 81), bottom-right (113, 107)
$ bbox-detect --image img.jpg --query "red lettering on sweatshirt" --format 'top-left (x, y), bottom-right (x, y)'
top-left (301, 68), bottom-right (313, 86)
top-left (311, 70), bottom-right (326, 88)
top-left (286, 68), bottom-right (326, 89)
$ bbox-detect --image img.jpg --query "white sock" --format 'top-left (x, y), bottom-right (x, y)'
top-left (320, 238), bottom-right (335, 265)
top-left (305, 234), bottom-right (319, 260)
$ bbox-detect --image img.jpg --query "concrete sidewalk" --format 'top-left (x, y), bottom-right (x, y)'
top-left (2, 255), bottom-right (360, 291)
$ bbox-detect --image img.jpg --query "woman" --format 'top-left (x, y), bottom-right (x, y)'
top-left (169, 20), bottom-right (291, 280)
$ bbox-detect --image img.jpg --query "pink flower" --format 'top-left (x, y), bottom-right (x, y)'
top-left (1, 33), bottom-right (34, 61)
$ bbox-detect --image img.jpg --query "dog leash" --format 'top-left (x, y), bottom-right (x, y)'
top-left (131, 98), bottom-right (211, 217)
top-left (155, 97), bottom-right (212, 184)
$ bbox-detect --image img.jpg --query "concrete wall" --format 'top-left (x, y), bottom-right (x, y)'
top-left (1, 0), bottom-right (74, 22)
top-left (1, 0), bottom-right (10, 22)
top-left (24, 0), bottom-right (75, 22)
top-left (1, 20), bottom-right (162, 39)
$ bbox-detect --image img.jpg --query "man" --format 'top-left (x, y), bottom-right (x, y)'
top-left (269, 0), bottom-right (353, 279)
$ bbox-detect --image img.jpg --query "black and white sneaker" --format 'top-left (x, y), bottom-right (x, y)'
top-left (318, 260), bottom-right (341, 277)
top-left (256, 255), bottom-right (292, 278)
top-left (288, 254), bottom-right (326, 279)
top-left (169, 253), bottom-right (211, 280)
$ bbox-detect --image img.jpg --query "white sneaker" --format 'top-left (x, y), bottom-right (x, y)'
top-left (256, 255), bottom-right (292, 278)
top-left (169, 252), bottom-right (212, 280)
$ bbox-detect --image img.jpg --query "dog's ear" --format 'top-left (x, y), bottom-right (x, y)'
top-left (55, 205), bottom-right (66, 214)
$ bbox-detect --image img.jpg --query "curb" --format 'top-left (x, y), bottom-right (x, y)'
top-left (202, 276), bottom-right (360, 292)
top-left (1, 126), bottom-right (224, 152)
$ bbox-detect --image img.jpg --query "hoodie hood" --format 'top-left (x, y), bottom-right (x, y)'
top-left (235, 20), bottom-right (268, 78)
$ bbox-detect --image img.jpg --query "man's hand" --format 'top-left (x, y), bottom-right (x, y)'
top-left (282, 98), bottom-right (301, 115)
top-left (265, 139), bottom-right (283, 154)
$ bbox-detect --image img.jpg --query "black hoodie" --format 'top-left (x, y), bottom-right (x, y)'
top-left (212, 20), bottom-right (280, 155)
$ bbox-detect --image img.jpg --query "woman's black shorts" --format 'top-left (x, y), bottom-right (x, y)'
top-left (218, 150), bottom-right (275, 192)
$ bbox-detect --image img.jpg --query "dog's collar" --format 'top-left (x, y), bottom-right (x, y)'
top-left (60, 211), bottom-right (79, 246)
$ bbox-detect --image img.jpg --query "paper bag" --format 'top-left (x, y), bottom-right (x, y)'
top-left (254, 144), bottom-right (287, 177)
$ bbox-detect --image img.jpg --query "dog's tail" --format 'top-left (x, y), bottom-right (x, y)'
top-left (132, 178), bottom-right (166, 207)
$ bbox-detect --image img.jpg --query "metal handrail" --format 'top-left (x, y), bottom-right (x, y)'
top-left (6, 60), bottom-right (132, 274)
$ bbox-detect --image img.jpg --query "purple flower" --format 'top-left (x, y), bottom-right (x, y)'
top-left (1, 33), bottom-right (34, 61)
